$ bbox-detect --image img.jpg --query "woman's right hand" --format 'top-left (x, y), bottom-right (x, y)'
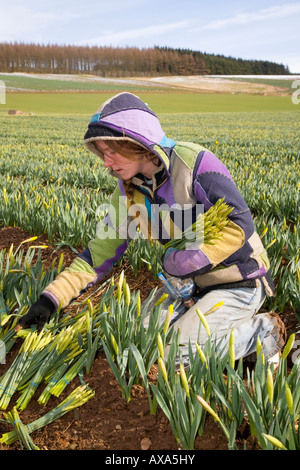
top-left (16, 296), bottom-right (56, 332)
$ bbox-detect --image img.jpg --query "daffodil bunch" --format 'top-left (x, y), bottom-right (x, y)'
top-left (0, 329), bottom-right (53, 410)
top-left (0, 385), bottom-right (95, 447)
top-left (165, 197), bottom-right (233, 250)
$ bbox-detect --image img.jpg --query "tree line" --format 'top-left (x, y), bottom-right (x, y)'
top-left (0, 42), bottom-right (290, 76)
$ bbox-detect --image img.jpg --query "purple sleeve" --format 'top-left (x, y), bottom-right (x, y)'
top-left (162, 246), bottom-right (213, 278)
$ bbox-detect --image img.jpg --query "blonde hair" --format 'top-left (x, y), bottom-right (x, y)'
top-left (98, 139), bottom-right (159, 199)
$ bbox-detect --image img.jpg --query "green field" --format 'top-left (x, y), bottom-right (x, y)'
top-left (0, 73), bottom-right (170, 92)
top-left (223, 76), bottom-right (295, 90)
top-left (1, 91), bottom-right (298, 114)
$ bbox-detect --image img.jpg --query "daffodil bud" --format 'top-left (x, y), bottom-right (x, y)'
top-left (196, 343), bottom-right (207, 368)
top-left (158, 357), bottom-right (168, 383)
top-left (196, 308), bottom-right (210, 336)
top-left (179, 363), bottom-right (190, 397)
top-left (267, 368), bottom-right (274, 404)
top-left (157, 332), bottom-right (164, 358)
top-left (163, 305), bottom-right (173, 334)
top-left (262, 434), bottom-right (287, 450)
top-left (196, 395), bottom-right (220, 422)
top-left (282, 333), bottom-right (295, 360)
top-left (57, 253), bottom-right (64, 273)
top-left (285, 383), bottom-right (294, 415)
top-left (154, 293), bottom-right (168, 306)
top-left (125, 283), bottom-right (131, 306)
top-left (136, 291), bottom-right (141, 317)
top-left (229, 329), bottom-right (235, 368)
top-left (111, 334), bottom-right (119, 356)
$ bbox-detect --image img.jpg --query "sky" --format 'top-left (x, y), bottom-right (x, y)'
top-left (0, 0), bottom-right (299, 73)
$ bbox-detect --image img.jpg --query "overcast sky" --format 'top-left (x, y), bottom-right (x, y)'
top-left (0, 0), bottom-right (299, 73)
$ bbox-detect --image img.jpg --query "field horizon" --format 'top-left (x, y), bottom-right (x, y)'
top-left (1, 72), bottom-right (299, 114)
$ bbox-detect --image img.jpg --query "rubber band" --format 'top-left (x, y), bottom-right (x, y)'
top-left (30, 381), bottom-right (38, 387)
top-left (0, 309), bottom-right (8, 314)
top-left (13, 419), bottom-right (21, 426)
top-left (62, 378), bottom-right (70, 384)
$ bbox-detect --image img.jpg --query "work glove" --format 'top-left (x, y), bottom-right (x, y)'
top-left (17, 296), bottom-right (56, 332)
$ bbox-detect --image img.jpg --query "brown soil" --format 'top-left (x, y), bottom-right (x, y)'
top-left (0, 227), bottom-right (298, 452)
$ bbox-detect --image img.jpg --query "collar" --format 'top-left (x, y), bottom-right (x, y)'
top-left (132, 164), bottom-right (166, 189)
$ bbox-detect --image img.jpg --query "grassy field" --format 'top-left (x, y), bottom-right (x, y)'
top-left (1, 91), bottom-right (298, 114)
top-left (0, 73), bottom-right (170, 92)
top-left (222, 76), bottom-right (296, 90)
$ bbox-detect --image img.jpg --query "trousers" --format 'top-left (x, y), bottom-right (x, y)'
top-left (144, 279), bottom-right (284, 363)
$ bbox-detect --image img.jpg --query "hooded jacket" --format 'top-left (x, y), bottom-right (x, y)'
top-left (42, 92), bottom-right (274, 309)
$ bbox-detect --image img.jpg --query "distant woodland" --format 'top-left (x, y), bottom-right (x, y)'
top-left (0, 42), bottom-right (290, 76)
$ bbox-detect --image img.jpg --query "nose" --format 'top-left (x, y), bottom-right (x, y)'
top-left (103, 155), bottom-right (114, 168)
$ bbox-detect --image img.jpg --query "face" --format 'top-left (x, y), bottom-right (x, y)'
top-left (95, 141), bottom-right (157, 180)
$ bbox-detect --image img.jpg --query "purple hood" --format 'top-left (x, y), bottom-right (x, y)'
top-left (84, 92), bottom-right (176, 171)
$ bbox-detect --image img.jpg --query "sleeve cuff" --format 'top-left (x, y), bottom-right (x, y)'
top-left (41, 291), bottom-right (60, 310)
